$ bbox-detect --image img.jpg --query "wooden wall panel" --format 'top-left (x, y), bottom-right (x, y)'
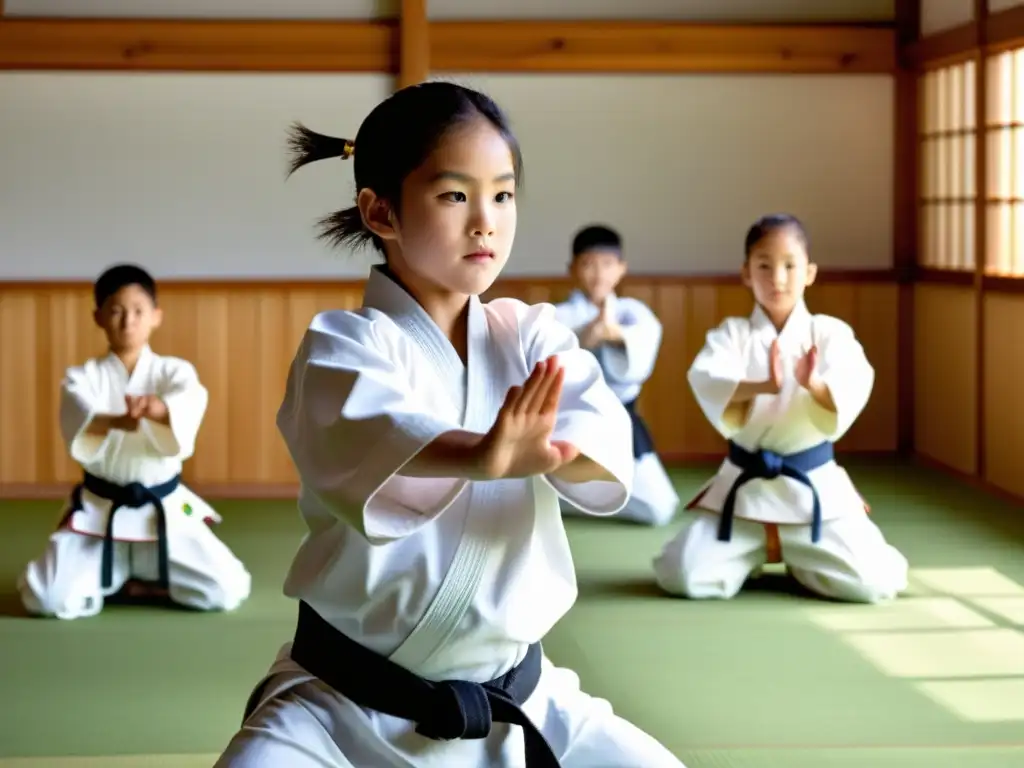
top-left (913, 283), bottom-right (977, 475)
top-left (982, 292), bottom-right (1024, 498)
top-left (0, 275), bottom-right (898, 497)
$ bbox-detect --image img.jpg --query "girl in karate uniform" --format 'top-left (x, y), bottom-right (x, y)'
top-left (652, 214), bottom-right (909, 603)
top-left (215, 82), bottom-right (683, 767)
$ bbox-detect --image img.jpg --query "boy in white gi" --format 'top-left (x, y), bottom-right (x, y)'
top-left (553, 225), bottom-right (679, 525)
top-left (652, 214), bottom-right (908, 603)
top-left (18, 264), bottom-right (252, 619)
top-left (215, 83), bottom-right (682, 767)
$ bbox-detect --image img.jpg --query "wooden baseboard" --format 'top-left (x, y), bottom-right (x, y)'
top-left (658, 449), bottom-right (898, 464)
top-left (0, 449), bottom-right (900, 501)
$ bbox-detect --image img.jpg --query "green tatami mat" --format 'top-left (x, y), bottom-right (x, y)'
top-left (1, 458), bottom-right (1023, 765)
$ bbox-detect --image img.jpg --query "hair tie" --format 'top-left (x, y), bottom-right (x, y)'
top-left (342, 140), bottom-right (355, 159)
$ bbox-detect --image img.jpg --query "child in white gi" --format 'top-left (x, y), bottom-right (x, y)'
top-left (18, 264), bottom-right (252, 619)
top-left (215, 83), bottom-right (683, 768)
top-left (653, 214), bottom-right (908, 603)
top-left (553, 224), bottom-right (679, 525)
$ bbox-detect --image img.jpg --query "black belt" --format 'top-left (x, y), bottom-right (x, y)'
top-left (62, 472), bottom-right (180, 590)
top-left (623, 398), bottom-right (654, 459)
top-left (719, 441), bottom-right (833, 544)
top-left (281, 600), bottom-right (561, 766)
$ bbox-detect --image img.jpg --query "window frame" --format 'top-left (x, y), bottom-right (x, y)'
top-left (918, 54), bottom-right (978, 273)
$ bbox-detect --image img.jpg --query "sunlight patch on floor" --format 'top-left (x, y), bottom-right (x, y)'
top-left (915, 678), bottom-right (1024, 722)
top-left (968, 597), bottom-right (1024, 626)
top-left (910, 567), bottom-right (1024, 597)
top-left (842, 628), bottom-right (1024, 679)
top-left (805, 597), bottom-right (995, 632)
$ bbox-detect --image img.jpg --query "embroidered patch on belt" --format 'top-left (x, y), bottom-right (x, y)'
top-left (183, 503), bottom-right (193, 516)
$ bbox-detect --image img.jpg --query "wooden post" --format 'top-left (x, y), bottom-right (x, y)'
top-left (973, 0), bottom-right (988, 481)
top-left (398, 0), bottom-right (429, 88)
top-left (894, 0), bottom-right (920, 456)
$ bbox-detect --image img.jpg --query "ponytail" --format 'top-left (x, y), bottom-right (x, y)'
top-left (286, 123), bottom-right (372, 251)
top-left (285, 122), bottom-right (354, 176)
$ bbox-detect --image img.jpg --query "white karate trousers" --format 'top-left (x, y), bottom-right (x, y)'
top-left (653, 510), bottom-right (908, 603)
top-left (18, 525), bottom-right (252, 619)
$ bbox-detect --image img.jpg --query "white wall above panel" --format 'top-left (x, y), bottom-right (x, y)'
top-left (989, 0), bottom-right (1024, 14)
top-left (0, 71), bottom-right (893, 279)
top-left (920, 0), bottom-right (974, 35)
top-left (5, 0), bottom-right (894, 21)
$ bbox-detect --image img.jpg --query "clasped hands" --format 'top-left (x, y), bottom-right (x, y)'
top-left (578, 299), bottom-right (623, 349)
top-left (109, 394), bottom-right (169, 431)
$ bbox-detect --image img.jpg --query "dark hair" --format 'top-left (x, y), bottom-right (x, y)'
top-left (744, 213), bottom-right (809, 259)
top-left (572, 224), bottom-right (622, 259)
top-left (286, 81), bottom-right (524, 254)
top-left (94, 263), bottom-right (157, 309)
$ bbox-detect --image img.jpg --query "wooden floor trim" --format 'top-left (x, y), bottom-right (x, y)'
top-left (0, 268), bottom-right (897, 291)
top-left (913, 453), bottom-right (1024, 508)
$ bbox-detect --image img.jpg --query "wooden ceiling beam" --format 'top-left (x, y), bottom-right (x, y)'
top-left (0, 19), bottom-right (397, 72)
top-left (0, 18), bottom-right (895, 74)
top-left (431, 21), bottom-right (895, 74)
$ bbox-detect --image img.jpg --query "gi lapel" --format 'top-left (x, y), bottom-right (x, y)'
top-left (363, 269), bottom-right (504, 671)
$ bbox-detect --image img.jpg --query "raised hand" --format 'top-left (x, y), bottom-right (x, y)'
top-left (478, 356), bottom-right (580, 480)
top-left (794, 345), bottom-right (819, 389)
top-left (764, 338), bottom-right (785, 394)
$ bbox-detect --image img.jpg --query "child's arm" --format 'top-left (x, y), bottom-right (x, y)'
top-left (687, 319), bottom-right (768, 438)
top-left (548, 455), bottom-right (614, 483)
top-left (398, 430), bottom-right (491, 479)
top-left (598, 300), bottom-right (662, 387)
top-left (804, 319), bottom-right (874, 440)
top-left (517, 303), bottom-right (633, 515)
top-left (60, 366), bottom-right (122, 464)
top-left (277, 312), bottom-right (474, 545)
top-left (137, 360), bottom-right (208, 459)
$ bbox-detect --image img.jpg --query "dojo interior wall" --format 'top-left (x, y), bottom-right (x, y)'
top-left (0, 0), bottom-right (900, 496)
top-left (911, 0), bottom-right (1024, 502)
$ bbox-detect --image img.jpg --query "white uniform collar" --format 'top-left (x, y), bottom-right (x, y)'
top-left (750, 299), bottom-right (813, 344)
top-left (105, 343), bottom-right (153, 377)
top-left (362, 265), bottom-right (478, 377)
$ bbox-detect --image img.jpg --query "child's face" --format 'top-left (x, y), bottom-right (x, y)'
top-left (93, 284), bottom-right (162, 353)
top-left (741, 227), bottom-right (817, 320)
top-left (384, 118), bottom-right (517, 298)
top-left (571, 250), bottom-right (626, 304)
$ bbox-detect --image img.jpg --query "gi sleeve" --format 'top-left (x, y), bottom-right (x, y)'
top-left (686, 319), bottom-right (758, 439)
top-left (806, 318), bottom-right (875, 441)
top-left (140, 359), bottom-right (209, 459)
top-left (276, 310), bottom-right (469, 544)
top-left (599, 299), bottom-right (662, 387)
top-left (518, 301), bottom-right (633, 516)
top-left (60, 365), bottom-right (110, 465)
